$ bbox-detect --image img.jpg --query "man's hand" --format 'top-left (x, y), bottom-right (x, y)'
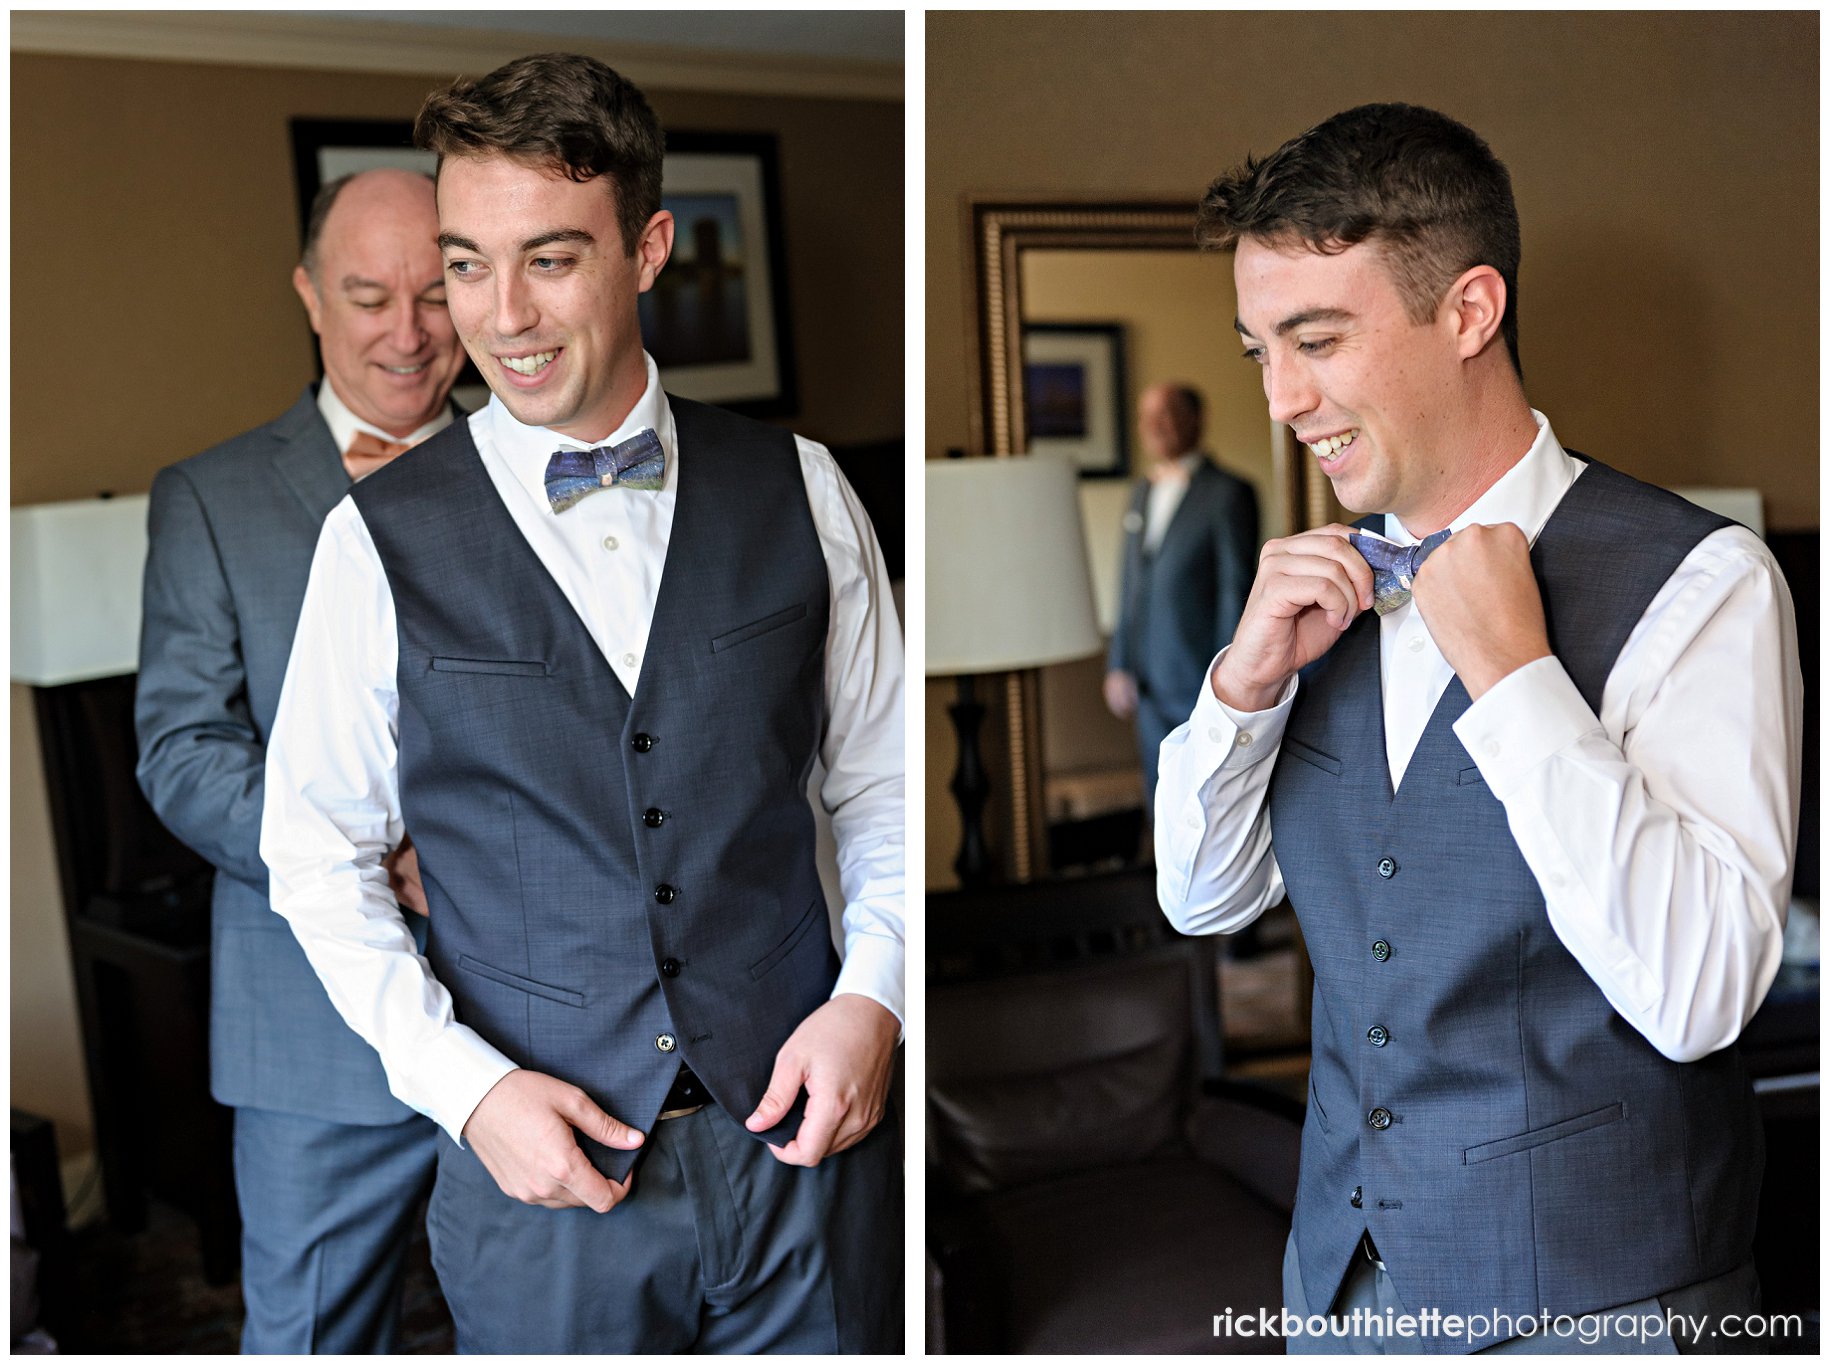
top-left (461, 1069), bottom-right (644, 1211)
top-left (745, 994), bottom-right (899, 1167)
top-left (383, 834), bottom-right (429, 917)
top-left (1411, 522), bottom-right (1552, 701)
top-left (1103, 669), bottom-right (1139, 720)
top-left (1211, 525), bottom-right (1374, 712)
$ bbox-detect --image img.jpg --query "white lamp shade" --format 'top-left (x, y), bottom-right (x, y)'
top-left (12, 494), bottom-right (150, 685)
top-left (926, 455), bottom-right (1102, 674)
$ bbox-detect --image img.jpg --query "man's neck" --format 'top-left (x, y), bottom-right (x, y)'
top-left (1397, 392), bottom-right (1538, 537)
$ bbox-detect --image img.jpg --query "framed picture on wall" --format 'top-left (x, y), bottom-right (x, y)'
top-left (1020, 322), bottom-right (1129, 477)
top-left (288, 121), bottom-right (799, 418)
top-left (641, 131), bottom-right (797, 416)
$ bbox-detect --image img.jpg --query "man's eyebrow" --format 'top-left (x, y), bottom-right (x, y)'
top-left (1233, 308), bottom-right (1357, 339)
top-left (521, 228), bottom-right (595, 252)
top-left (437, 231), bottom-right (480, 253)
top-left (340, 274), bottom-right (385, 292)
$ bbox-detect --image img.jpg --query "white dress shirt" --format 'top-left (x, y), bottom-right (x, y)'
top-left (1141, 451), bottom-right (1203, 553)
top-left (1156, 410), bottom-right (1801, 1063)
top-left (264, 353), bottom-right (904, 1142)
top-left (315, 379), bottom-right (453, 459)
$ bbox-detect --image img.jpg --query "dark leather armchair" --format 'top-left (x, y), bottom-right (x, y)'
top-left (927, 869), bottom-right (1302, 1353)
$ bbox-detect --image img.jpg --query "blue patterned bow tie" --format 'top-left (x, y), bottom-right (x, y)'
top-left (543, 428), bottom-right (665, 512)
top-left (1350, 527), bottom-right (1452, 616)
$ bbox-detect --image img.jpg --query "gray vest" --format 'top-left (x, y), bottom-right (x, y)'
top-left (350, 398), bottom-right (835, 1181)
top-left (1268, 458), bottom-right (1760, 1348)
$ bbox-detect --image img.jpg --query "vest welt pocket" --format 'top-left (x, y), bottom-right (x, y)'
top-left (748, 897), bottom-right (824, 981)
top-left (1462, 1101), bottom-right (1625, 1164)
top-left (1456, 764), bottom-right (1487, 787)
top-left (457, 954), bottom-right (585, 1008)
top-left (710, 602), bottom-right (807, 654)
top-left (429, 656), bottom-right (551, 677)
top-left (1282, 736), bottom-right (1343, 776)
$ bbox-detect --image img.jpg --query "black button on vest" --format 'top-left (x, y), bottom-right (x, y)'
top-left (1377, 856), bottom-right (1398, 879)
top-left (631, 733), bottom-right (656, 752)
top-left (1371, 939), bottom-right (1392, 962)
top-left (661, 958), bottom-right (681, 977)
top-left (1350, 1186), bottom-right (1363, 1209)
top-left (1367, 1025), bottom-right (1390, 1047)
top-left (643, 808), bottom-right (666, 827)
top-left (654, 884), bottom-right (678, 905)
top-left (1368, 1107), bottom-right (1393, 1131)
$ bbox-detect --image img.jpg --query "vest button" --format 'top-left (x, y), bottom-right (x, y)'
top-left (631, 733), bottom-right (656, 753)
top-left (1367, 1107), bottom-right (1393, 1131)
top-left (1371, 939), bottom-right (1392, 962)
top-left (643, 808), bottom-right (666, 828)
top-left (655, 1033), bottom-right (677, 1053)
top-left (1350, 1185), bottom-right (1363, 1209)
top-left (1367, 1025), bottom-right (1390, 1047)
top-left (1377, 856), bottom-right (1398, 879)
top-left (654, 884), bottom-right (678, 904)
top-left (661, 958), bottom-right (681, 977)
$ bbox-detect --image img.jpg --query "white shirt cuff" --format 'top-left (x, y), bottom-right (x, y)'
top-left (1185, 649), bottom-right (1297, 772)
top-left (1453, 655), bottom-right (1603, 798)
top-left (416, 1025), bottom-right (521, 1147)
top-left (832, 931), bottom-right (904, 1037)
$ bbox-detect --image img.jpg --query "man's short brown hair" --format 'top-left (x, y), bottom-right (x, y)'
top-left (1197, 103), bottom-right (1523, 376)
top-left (414, 52), bottom-right (664, 255)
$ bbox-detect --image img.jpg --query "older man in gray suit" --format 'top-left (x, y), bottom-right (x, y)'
top-left (1105, 382), bottom-right (1258, 805)
top-left (1159, 105), bottom-right (1799, 1352)
top-left (135, 167), bottom-right (466, 1352)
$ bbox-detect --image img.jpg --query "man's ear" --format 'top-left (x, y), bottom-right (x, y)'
top-left (1445, 264), bottom-right (1506, 360)
top-left (633, 210), bottom-right (675, 293)
top-left (292, 265), bottom-right (325, 336)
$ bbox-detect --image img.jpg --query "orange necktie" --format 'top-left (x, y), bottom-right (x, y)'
top-left (343, 430), bottom-right (413, 481)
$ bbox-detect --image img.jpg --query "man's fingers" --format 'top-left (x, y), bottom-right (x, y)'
top-left (745, 1053), bottom-right (805, 1132)
top-left (555, 1148), bottom-right (620, 1213)
top-left (562, 1089), bottom-right (645, 1151)
top-left (772, 1092), bottom-right (845, 1167)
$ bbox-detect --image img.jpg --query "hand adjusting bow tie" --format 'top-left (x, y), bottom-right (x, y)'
top-left (543, 428), bottom-right (665, 512)
top-left (1349, 527), bottom-right (1452, 616)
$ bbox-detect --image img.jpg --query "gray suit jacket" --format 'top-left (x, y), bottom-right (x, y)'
top-left (135, 386), bottom-right (434, 1124)
top-left (1108, 458), bottom-right (1259, 746)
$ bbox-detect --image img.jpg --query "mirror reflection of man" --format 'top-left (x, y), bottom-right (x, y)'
top-left (1105, 381), bottom-right (1259, 803)
top-left (136, 168), bottom-right (466, 1352)
top-left (1159, 103), bottom-right (1800, 1352)
top-left (261, 53), bottom-right (902, 1353)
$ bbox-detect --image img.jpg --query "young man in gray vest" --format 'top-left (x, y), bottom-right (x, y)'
top-left (1157, 104), bottom-right (1800, 1353)
top-left (260, 54), bottom-right (902, 1353)
top-left (136, 168), bottom-right (465, 1352)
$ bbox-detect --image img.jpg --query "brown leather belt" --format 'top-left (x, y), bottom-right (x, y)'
top-left (656, 1064), bottom-right (710, 1120)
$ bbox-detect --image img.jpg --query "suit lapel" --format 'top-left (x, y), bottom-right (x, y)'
top-left (267, 386), bottom-right (350, 523)
top-left (1156, 458), bottom-right (1215, 554)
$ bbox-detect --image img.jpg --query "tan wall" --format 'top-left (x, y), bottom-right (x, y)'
top-left (925, 9), bottom-right (1817, 892)
top-left (928, 10), bottom-right (1817, 526)
top-left (12, 50), bottom-right (900, 1160)
top-left (12, 52), bottom-right (902, 507)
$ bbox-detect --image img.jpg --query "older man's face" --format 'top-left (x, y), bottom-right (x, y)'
top-left (292, 169), bottom-right (465, 437)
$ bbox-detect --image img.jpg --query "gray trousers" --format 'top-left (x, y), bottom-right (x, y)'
top-left (426, 1100), bottom-right (901, 1353)
top-left (233, 1105), bottom-right (440, 1353)
top-left (1283, 1233), bottom-right (1764, 1355)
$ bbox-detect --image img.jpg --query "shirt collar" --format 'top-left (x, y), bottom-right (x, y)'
top-left (480, 350), bottom-right (678, 506)
top-left (316, 377), bottom-right (454, 456)
top-left (1382, 409), bottom-right (1578, 547)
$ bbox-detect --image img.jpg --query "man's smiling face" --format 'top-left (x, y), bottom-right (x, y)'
top-left (1234, 234), bottom-right (1463, 525)
top-left (436, 153), bottom-right (672, 442)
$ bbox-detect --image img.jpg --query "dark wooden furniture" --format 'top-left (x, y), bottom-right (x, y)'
top-left (31, 673), bottom-right (238, 1284)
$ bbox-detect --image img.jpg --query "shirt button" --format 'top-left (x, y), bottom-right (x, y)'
top-left (1408, 636), bottom-right (1426, 654)
top-left (1184, 812), bottom-right (1202, 830)
top-left (1367, 1107), bottom-right (1393, 1131)
top-left (1484, 738), bottom-right (1501, 758)
top-left (1350, 1185), bottom-right (1363, 1209)
top-left (1371, 939), bottom-right (1392, 962)
top-left (622, 652), bottom-right (637, 668)
top-left (602, 535), bottom-right (619, 551)
top-left (654, 884), bottom-right (678, 905)
top-left (655, 1033), bottom-right (677, 1053)
top-left (1235, 731), bottom-right (1253, 749)
top-left (631, 733), bottom-right (656, 752)
top-left (1377, 856), bottom-right (1398, 879)
top-left (660, 958), bottom-right (681, 978)
top-left (1367, 1025), bottom-right (1390, 1048)
top-left (1208, 726), bottom-right (1223, 743)
top-left (643, 808), bottom-right (666, 828)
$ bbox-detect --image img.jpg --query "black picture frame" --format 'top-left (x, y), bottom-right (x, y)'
top-left (1020, 321), bottom-right (1130, 477)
